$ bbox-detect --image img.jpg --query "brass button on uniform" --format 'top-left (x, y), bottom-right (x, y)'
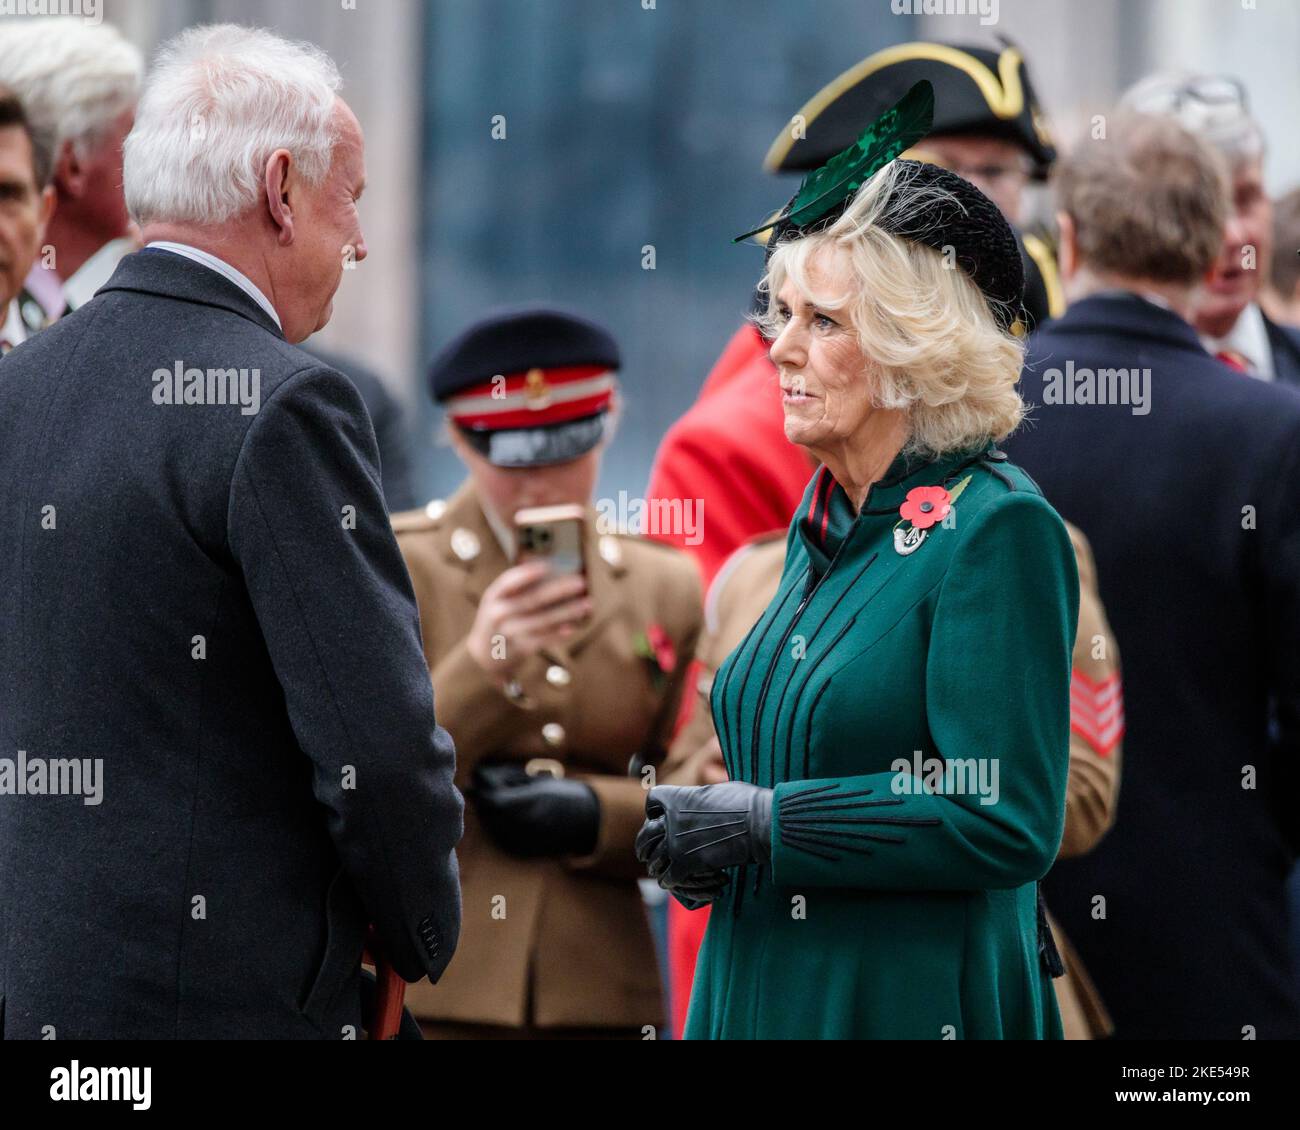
top-left (546, 664), bottom-right (571, 687)
top-left (541, 722), bottom-right (565, 747)
top-left (599, 535), bottom-right (622, 567)
top-left (450, 528), bottom-right (480, 561)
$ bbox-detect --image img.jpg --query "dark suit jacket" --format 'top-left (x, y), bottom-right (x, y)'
top-left (1004, 293), bottom-right (1300, 1039)
top-left (0, 250), bottom-right (462, 1039)
top-left (1264, 311), bottom-right (1300, 388)
top-left (303, 346), bottom-right (418, 513)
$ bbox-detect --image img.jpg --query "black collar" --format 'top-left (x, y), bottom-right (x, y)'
top-left (1043, 291), bottom-right (1207, 356)
top-left (96, 248), bottom-right (285, 340)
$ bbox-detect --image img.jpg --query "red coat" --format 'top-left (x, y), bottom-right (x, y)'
top-left (644, 322), bottom-right (811, 1035)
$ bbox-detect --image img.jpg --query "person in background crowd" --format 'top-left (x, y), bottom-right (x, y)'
top-left (1122, 73), bottom-right (1300, 385)
top-left (393, 306), bottom-right (702, 1039)
top-left (0, 86), bottom-right (54, 353)
top-left (0, 18), bottom-right (143, 321)
top-left (1004, 113), bottom-right (1300, 1039)
top-left (1262, 186), bottom-right (1300, 329)
top-left (643, 39), bottom-right (1078, 1038)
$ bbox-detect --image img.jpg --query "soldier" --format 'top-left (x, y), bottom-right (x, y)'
top-left (394, 306), bottom-right (703, 1038)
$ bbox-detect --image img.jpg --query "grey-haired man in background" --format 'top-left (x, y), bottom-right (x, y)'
top-left (1122, 72), bottom-right (1300, 384)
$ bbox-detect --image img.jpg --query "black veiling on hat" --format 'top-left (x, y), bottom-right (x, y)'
top-left (766, 160), bottom-right (1025, 332)
top-left (767, 41), bottom-right (1056, 180)
top-left (428, 306), bottom-right (621, 403)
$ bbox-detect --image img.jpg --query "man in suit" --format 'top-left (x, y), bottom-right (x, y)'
top-left (1122, 72), bottom-right (1300, 386)
top-left (1004, 113), bottom-right (1300, 1039)
top-left (0, 18), bottom-right (143, 321)
top-left (0, 25), bottom-right (462, 1040)
top-left (0, 87), bottom-right (55, 354)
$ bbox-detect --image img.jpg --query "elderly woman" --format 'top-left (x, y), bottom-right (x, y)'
top-left (636, 119), bottom-right (1078, 1038)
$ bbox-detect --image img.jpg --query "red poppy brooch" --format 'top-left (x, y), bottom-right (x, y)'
top-left (893, 476), bottom-right (970, 556)
top-left (634, 623), bottom-right (677, 690)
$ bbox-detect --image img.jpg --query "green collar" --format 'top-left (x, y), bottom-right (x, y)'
top-left (796, 443), bottom-right (1002, 573)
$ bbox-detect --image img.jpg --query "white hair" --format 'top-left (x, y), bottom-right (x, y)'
top-left (123, 24), bottom-right (342, 227)
top-left (0, 17), bottom-right (142, 158)
top-left (1120, 72), bottom-right (1266, 166)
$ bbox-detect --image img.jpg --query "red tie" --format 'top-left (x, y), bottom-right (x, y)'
top-left (1215, 349), bottom-right (1251, 374)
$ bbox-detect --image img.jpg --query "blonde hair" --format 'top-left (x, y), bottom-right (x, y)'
top-left (754, 160), bottom-right (1026, 459)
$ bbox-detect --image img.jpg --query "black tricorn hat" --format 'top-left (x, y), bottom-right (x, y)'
top-left (766, 41), bottom-right (1056, 180)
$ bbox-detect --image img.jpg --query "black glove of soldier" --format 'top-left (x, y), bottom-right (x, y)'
top-left (634, 782), bottom-right (773, 905)
top-left (470, 763), bottom-right (600, 858)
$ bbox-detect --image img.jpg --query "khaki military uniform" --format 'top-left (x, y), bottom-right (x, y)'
top-left (393, 482), bottom-right (702, 1032)
top-left (662, 521), bottom-right (1123, 1039)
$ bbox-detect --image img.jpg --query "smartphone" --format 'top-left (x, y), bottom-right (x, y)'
top-left (514, 504), bottom-right (587, 576)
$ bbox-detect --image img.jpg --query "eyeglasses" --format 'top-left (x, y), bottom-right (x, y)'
top-left (908, 149), bottom-right (1033, 188)
top-left (1125, 74), bottom-right (1249, 116)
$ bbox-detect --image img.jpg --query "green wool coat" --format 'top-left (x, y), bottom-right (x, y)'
top-left (686, 445), bottom-right (1078, 1040)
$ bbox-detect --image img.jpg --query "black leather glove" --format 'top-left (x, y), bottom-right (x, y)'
top-left (470, 763), bottom-right (600, 858)
top-left (659, 868), bottom-right (732, 911)
top-left (635, 782), bottom-right (773, 894)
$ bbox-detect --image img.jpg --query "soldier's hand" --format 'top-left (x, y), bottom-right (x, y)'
top-left (470, 762), bottom-right (600, 858)
top-left (466, 560), bottom-right (592, 679)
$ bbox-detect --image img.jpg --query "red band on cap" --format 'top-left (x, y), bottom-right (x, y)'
top-left (445, 365), bottom-right (615, 430)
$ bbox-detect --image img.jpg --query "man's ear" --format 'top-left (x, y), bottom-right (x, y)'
top-left (264, 148), bottom-right (296, 246)
top-left (1055, 211), bottom-right (1077, 281)
top-left (37, 183), bottom-right (56, 239)
top-left (54, 139), bottom-right (85, 199)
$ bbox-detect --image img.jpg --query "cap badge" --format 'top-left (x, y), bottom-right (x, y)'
top-left (893, 526), bottom-right (927, 556)
top-left (524, 368), bottom-right (552, 411)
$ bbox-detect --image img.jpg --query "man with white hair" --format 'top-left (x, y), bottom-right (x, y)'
top-left (0, 18), bottom-right (143, 319)
top-left (0, 25), bottom-right (462, 1039)
top-left (1122, 73), bottom-right (1300, 386)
